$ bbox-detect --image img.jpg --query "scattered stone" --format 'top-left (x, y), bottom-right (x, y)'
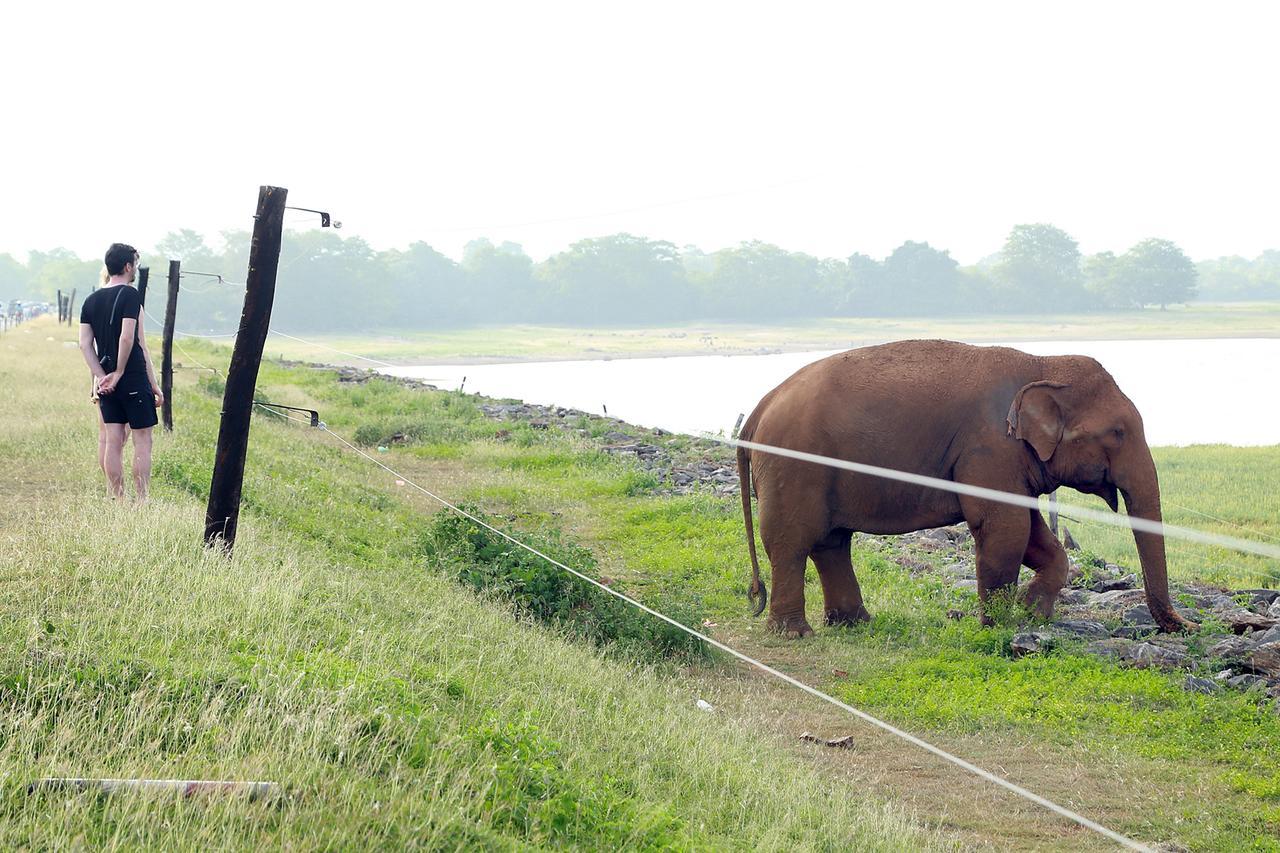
top-left (1056, 588), bottom-right (1094, 606)
top-left (1270, 599), bottom-right (1280, 619)
top-left (1086, 638), bottom-right (1134, 659)
top-left (1257, 626), bottom-right (1280, 645)
top-left (832, 668), bottom-right (848, 677)
top-left (1122, 642), bottom-right (1189, 670)
top-left (945, 609), bottom-right (967, 621)
top-left (1250, 642), bottom-right (1280, 678)
top-left (1206, 636), bottom-right (1258, 664)
top-left (1123, 605), bottom-right (1156, 626)
top-left (1011, 632), bottom-right (1053, 657)
top-left (1241, 589), bottom-right (1280, 606)
top-left (1049, 620), bottom-right (1110, 640)
top-left (1111, 625), bottom-right (1158, 640)
top-left (1183, 675), bottom-right (1221, 695)
top-left (1227, 673), bottom-right (1267, 691)
top-left (1091, 575), bottom-right (1136, 592)
top-left (1091, 589), bottom-right (1148, 610)
top-left (1214, 607), bottom-right (1278, 634)
top-left (696, 699), bottom-right (713, 712)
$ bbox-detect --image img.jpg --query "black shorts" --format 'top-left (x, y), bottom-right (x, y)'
top-left (99, 376), bottom-right (159, 429)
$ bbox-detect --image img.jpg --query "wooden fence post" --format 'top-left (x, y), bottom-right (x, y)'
top-left (137, 266), bottom-right (150, 308)
top-left (1048, 490), bottom-right (1059, 536)
top-left (161, 260), bottom-right (181, 432)
top-left (204, 185), bottom-right (287, 553)
top-left (57, 290), bottom-right (64, 323)
top-left (67, 289), bottom-right (76, 326)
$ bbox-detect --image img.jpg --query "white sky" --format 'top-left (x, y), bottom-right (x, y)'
top-left (4, 1), bottom-right (1277, 265)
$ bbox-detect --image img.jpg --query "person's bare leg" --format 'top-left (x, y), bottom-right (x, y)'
top-left (103, 423), bottom-right (128, 498)
top-left (131, 427), bottom-right (154, 503)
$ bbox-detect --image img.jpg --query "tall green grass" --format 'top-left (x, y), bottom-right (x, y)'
top-left (0, 320), bottom-right (935, 849)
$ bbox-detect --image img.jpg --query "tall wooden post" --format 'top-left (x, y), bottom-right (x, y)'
top-left (204, 185), bottom-right (287, 553)
top-left (161, 260), bottom-right (180, 432)
top-left (57, 290), bottom-right (64, 323)
top-left (1048, 490), bottom-right (1059, 536)
top-left (137, 266), bottom-right (150, 308)
top-left (67, 289), bottom-right (76, 326)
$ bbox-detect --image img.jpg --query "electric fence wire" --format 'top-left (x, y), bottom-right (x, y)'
top-left (243, 407), bottom-right (1152, 851)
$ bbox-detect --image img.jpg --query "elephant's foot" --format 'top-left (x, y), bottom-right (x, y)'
top-left (1019, 579), bottom-right (1060, 620)
top-left (825, 607), bottom-right (872, 628)
top-left (767, 613), bottom-right (814, 639)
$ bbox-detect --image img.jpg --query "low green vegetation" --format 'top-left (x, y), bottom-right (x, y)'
top-left (6, 318), bottom-right (1280, 849)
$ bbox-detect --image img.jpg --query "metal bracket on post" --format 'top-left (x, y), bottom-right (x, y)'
top-left (284, 206), bottom-right (341, 228)
top-left (253, 401), bottom-right (321, 428)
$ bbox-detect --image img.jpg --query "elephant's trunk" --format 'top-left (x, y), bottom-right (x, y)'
top-left (1117, 453), bottom-right (1195, 633)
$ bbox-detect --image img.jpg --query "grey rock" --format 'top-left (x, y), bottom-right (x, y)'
top-left (1250, 642), bottom-right (1280, 678)
top-left (1049, 620), bottom-right (1110, 640)
top-left (1206, 636), bottom-right (1258, 663)
top-left (1056, 588), bottom-right (1093, 606)
top-left (1270, 599), bottom-right (1280, 619)
top-left (1086, 638), bottom-right (1135, 659)
top-left (1257, 626), bottom-right (1280, 645)
top-left (1122, 642), bottom-right (1189, 670)
top-left (1091, 589), bottom-right (1148, 609)
top-left (1183, 675), bottom-right (1221, 695)
top-left (1227, 673), bottom-right (1267, 691)
top-left (1214, 607), bottom-right (1278, 633)
top-left (1112, 625), bottom-right (1159, 640)
top-left (953, 579), bottom-right (979, 593)
top-left (1239, 588), bottom-right (1280, 606)
top-left (1091, 575), bottom-right (1137, 593)
top-left (1010, 632), bottom-right (1053, 658)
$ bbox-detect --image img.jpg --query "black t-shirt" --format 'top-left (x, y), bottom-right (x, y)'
top-left (80, 285), bottom-right (146, 379)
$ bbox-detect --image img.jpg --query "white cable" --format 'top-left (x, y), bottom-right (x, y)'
top-left (267, 329), bottom-right (397, 368)
top-left (312, 422), bottom-right (1152, 852)
top-left (717, 436), bottom-right (1280, 562)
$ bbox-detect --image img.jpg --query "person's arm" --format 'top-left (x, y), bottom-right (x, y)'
top-left (98, 317), bottom-right (137, 395)
top-left (79, 323), bottom-right (107, 385)
top-left (136, 321), bottom-right (163, 405)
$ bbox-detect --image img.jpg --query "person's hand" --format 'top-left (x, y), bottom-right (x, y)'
top-left (152, 383), bottom-right (165, 407)
top-left (98, 372), bottom-right (121, 395)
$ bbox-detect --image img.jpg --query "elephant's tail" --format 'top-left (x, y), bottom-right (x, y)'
top-left (738, 444), bottom-right (767, 617)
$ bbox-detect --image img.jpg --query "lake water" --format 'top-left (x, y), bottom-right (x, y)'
top-left (384, 339), bottom-right (1280, 447)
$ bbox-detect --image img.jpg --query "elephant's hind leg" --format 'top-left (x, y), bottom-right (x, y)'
top-left (1020, 510), bottom-right (1069, 618)
top-left (811, 530), bottom-right (871, 627)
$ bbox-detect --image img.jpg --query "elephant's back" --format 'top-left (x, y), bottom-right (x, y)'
top-left (744, 339), bottom-right (1040, 452)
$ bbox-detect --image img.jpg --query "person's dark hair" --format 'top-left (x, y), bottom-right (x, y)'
top-left (104, 243), bottom-right (139, 276)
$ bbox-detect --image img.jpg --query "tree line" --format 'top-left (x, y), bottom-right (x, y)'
top-left (3, 225), bottom-right (1277, 331)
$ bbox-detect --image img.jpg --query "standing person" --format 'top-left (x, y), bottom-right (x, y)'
top-left (91, 266), bottom-right (129, 476)
top-left (78, 244), bottom-right (164, 500)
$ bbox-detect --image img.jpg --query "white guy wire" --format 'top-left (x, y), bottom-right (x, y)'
top-left (307, 421), bottom-right (1151, 852)
top-left (718, 436), bottom-right (1280, 563)
top-left (267, 329), bottom-right (398, 368)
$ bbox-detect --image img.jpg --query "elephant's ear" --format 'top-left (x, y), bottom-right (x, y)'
top-left (1007, 381), bottom-right (1068, 462)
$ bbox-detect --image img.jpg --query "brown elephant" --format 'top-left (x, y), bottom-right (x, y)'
top-left (737, 339), bottom-right (1194, 637)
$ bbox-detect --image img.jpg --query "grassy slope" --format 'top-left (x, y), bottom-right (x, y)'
top-left (13, 319), bottom-right (1280, 849)
top-left (228, 336), bottom-right (1280, 850)
top-left (246, 302), bottom-right (1280, 365)
top-left (0, 320), bottom-right (933, 850)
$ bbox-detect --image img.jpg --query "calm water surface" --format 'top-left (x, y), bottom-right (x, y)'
top-left (384, 339), bottom-right (1280, 447)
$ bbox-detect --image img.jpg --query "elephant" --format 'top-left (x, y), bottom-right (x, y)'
top-left (736, 339), bottom-right (1194, 638)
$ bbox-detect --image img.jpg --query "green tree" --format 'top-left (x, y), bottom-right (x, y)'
top-left (1121, 238), bottom-right (1197, 309)
top-left (536, 234), bottom-right (688, 323)
top-left (1083, 251), bottom-right (1128, 309)
top-left (461, 239), bottom-right (537, 322)
top-left (991, 224), bottom-right (1086, 312)
top-left (877, 241), bottom-right (963, 315)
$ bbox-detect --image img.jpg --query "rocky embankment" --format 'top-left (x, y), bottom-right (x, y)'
top-left (886, 527), bottom-right (1280, 700)
top-left (343, 370), bottom-right (1280, 700)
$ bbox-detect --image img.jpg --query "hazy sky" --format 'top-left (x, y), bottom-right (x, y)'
top-left (5, 1), bottom-right (1277, 265)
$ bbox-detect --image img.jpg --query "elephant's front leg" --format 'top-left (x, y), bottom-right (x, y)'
top-left (1020, 510), bottom-right (1068, 618)
top-left (963, 500), bottom-right (1031, 626)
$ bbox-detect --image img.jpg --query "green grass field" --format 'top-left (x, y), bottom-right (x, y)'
top-left (245, 301), bottom-right (1280, 365)
top-left (5, 317), bottom-right (1280, 850)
